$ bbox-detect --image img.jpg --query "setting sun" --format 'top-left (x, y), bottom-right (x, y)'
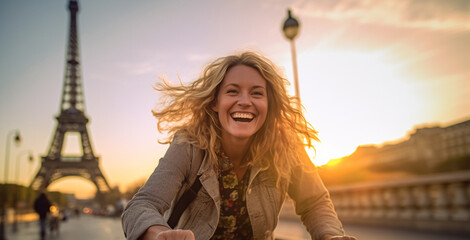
top-left (290, 49), bottom-right (426, 166)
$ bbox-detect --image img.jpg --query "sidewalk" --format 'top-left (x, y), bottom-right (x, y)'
top-left (4, 214), bottom-right (125, 240)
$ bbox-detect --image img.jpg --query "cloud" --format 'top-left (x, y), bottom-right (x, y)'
top-left (292, 0), bottom-right (470, 30)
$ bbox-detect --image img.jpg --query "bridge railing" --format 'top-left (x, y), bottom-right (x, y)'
top-left (327, 170), bottom-right (470, 233)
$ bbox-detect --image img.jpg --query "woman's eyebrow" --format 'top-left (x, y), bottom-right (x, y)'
top-left (223, 83), bottom-right (239, 88)
top-left (222, 83), bottom-right (266, 90)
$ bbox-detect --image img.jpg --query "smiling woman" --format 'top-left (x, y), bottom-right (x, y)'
top-left (212, 65), bottom-right (268, 152)
top-left (122, 51), bottom-right (356, 240)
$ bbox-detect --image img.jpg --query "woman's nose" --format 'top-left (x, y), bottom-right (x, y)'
top-left (237, 92), bottom-right (252, 106)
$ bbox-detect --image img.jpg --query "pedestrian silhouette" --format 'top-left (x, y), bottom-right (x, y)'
top-left (33, 192), bottom-right (51, 240)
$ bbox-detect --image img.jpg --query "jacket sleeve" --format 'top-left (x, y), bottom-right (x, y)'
top-left (121, 136), bottom-right (194, 240)
top-left (287, 149), bottom-right (344, 240)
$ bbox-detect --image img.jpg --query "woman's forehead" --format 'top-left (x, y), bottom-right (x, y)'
top-left (221, 65), bottom-right (266, 86)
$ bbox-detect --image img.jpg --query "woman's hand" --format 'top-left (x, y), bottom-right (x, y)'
top-left (156, 229), bottom-right (195, 240)
top-left (322, 234), bottom-right (357, 240)
top-left (141, 226), bottom-right (195, 240)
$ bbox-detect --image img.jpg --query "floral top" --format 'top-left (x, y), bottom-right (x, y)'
top-left (210, 153), bottom-right (253, 240)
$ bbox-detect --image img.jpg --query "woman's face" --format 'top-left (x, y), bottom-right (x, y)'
top-left (212, 65), bottom-right (268, 143)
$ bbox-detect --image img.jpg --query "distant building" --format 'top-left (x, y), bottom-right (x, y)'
top-left (340, 118), bottom-right (470, 171)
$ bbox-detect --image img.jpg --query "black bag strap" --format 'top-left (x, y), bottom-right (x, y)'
top-left (167, 175), bottom-right (202, 228)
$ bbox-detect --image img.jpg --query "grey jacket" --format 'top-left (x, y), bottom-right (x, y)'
top-left (122, 137), bottom-right (344, 240)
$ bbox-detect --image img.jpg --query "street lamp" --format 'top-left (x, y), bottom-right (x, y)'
top-left (4, 131), bottom-right (22, 183)
top-left (15, 151), bottom-right (33, 187)
top-left (12, 151), bottom-right (33, 233)
top-left (1, 130), bottom-right (22, 240)
top-left (282, 9), bottom-right (301, 109)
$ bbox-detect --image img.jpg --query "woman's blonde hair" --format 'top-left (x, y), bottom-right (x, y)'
top-left (153, 51), bottom-right (319, 183)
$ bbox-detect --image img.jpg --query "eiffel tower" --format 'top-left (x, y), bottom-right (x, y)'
top-left (30, 0), bottom-right (111, 193)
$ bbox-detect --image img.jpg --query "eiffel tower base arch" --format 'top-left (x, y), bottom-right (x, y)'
top-left (30, 156), bottom-right (111, 194)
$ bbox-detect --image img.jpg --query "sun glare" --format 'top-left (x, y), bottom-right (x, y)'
top-left (283, 48), bottom-right (421, 167)
top-left (306, 147), bottom-right (330, 166)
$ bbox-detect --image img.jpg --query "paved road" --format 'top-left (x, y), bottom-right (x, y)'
top-left (4, 215), bottom-right (125, 240)
top-left (4, 215), bottom-right (469, 240)
top-left (274, 217), bottom-right (470, 240)
top-left (344, 223), bottom-right (470, 240)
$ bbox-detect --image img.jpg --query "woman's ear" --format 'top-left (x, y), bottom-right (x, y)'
top-left (211, 100), bottom-right (218, 112)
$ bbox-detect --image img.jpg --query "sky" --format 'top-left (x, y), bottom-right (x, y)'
top-left (1, 0), bottom-right (469, 198)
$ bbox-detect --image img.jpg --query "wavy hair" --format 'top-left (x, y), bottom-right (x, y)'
top-left (152, 51), bottom-right (319, 183)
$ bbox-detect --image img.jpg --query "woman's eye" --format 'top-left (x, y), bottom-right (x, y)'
top-left (227, 89), bottom-right (237, 94)
top-left (252, 91), bottom-right (264, 96)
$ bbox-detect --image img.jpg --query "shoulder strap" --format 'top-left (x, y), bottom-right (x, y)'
top-left (167, 175), bottom-right (202, 229)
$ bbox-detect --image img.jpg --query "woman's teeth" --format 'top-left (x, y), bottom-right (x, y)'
top-left (232, 112), bottom-right (254, 122)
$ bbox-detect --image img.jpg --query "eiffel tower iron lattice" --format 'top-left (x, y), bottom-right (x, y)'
top-left (30, 0), bottom-right (111, 193)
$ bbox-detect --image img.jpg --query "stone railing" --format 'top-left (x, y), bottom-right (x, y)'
top-left (327, 170), bottom-right (470, 233)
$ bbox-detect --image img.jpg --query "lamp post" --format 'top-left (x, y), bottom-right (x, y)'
top-left (282, 9), bottom-right (301, 109)
top-left (1, 130), bottom-right (22, 240)
top-left (14, 151), bottom-right (33, 189)
top-left (12, 151), bottom-right (33, 233)
top-left (4, 131), bottom-right (22, 183)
